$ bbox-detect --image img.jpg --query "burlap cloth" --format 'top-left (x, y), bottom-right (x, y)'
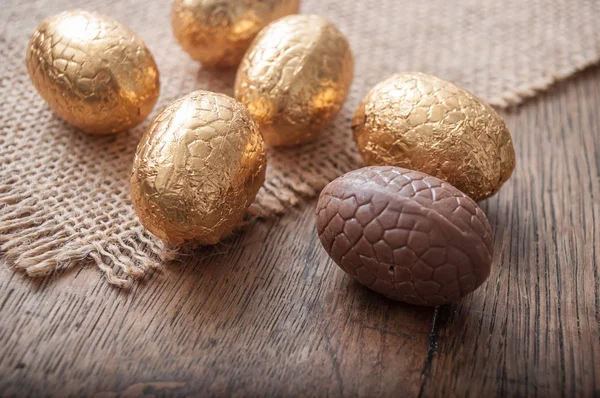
top-left (1, 0), bottom-right (599, 287)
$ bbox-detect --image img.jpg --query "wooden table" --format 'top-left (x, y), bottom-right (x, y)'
top-left (1, 66), bottom-right (599, 397)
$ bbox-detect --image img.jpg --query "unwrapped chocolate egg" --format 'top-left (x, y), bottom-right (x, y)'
top-left (131, 91), bottom-right (266, 246)
top-left (26, 10), bottom-right (160, 134)
top-left (317, 166), bottom-right (494, 306)
top-left (235, 14), bottom-right (354, 147)
top-left (352, 73), bottom-right (515, 201)
top-left (172, 0), bottom-right (300, 68)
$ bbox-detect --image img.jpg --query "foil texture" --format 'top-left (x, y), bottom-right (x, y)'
top-left (352, 73), bottom-right (515, 202)
top-left (172, 0), bottom-right (301, 68)
top-left (131, 91), bottom-right (267, 246)
top-left (235, 14), bottom-right (354, 147)
top-left (25, 10), bottom-right (160, 135)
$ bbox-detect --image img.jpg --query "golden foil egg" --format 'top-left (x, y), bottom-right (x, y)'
top-left (130, 91), bottom-right (267, 246)
top-left (25, 10), bottom-right (160, 135)
top-left (171, 0), bottom-right (301, 68)
top-left (235, 14), bottom-right (354, 147)
top-left (352, 73), bottom-right (515, 201)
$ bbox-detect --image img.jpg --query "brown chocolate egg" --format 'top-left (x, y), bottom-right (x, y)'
top-left (171, 0), bottom-right (301, 68)
top-left (26, 10), bottom-right (160, 135)
top-left (235, 14), bottom-right (354, 147)
top-left (131, 91), bottom-right (267, 246)
top-left (316, 166), bottom-right (494, 306)
top-left (352, 73), bottom-right (515, 201)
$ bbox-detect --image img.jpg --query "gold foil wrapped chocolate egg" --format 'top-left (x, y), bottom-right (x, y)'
top-left (25, 10), bottom-right (160, 135)
top-left (352, 73), bottom-right (515, 201)
top-left (171, 0), bottom-right (301, 68)
top-left (235, 14), bottom-right (354, 147)
top-left (130, 91), bottom-right (267, 246)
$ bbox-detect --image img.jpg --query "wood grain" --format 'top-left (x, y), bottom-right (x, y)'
top-left (1, 67), bottom-right (599, 397)
top-left (0, 205), bottom-right (433, 397)
top-left (419, 66), bottom-right (600, 398)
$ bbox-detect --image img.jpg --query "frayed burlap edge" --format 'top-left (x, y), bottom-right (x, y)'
top-left (0, 180), bottom-right (176, 288)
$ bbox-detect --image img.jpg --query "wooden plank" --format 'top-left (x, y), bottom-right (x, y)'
top-left (0, 205), bottom-right (433, 396)
top-left (420, 67), bottom-right (600, 397)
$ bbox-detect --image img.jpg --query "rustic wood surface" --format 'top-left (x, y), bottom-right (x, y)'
top-left (1, 66), bottom-right (599, 397)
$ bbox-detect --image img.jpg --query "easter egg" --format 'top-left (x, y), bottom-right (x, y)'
top-left (26, 10), bottom-right (160, 134)
top-left (131, 91), bottom-right (267, 246)
top-left (235, 14), bottom-right (354, 147)
top-left (172, 0), bottom-right (301, 68)
top-left (352, 73), bottom-right (515, 201)
top-left (317, 166), bottom-right (494, 306)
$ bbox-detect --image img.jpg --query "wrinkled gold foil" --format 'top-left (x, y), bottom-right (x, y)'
top-left (352, 73), bottom-right (515, 201)
top-left (235, 14), bottom-right (354, 147)
top-left (172, 0), bottom-right (300, 68)
top-left (131, 91), bottom-right (267, 246)
top-left (25, 10), bottom-right (160, 135)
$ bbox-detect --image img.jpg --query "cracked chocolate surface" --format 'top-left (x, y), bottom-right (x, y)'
top-left (317, 166), bottom-right (494, 306)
